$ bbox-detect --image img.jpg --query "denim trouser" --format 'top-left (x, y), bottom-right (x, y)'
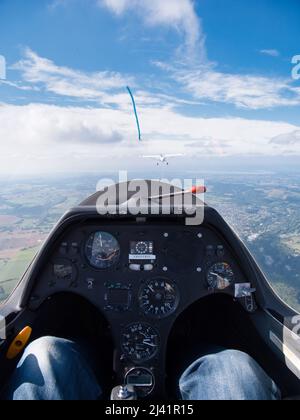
top-left (4, 337), bottom-right (281, 400)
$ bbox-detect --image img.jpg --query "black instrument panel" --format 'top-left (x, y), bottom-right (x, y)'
top-left (29, 223), bottom-right (253, 397)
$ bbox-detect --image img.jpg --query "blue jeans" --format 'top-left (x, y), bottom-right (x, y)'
top-left (4, 337), bottom-right (281, 400)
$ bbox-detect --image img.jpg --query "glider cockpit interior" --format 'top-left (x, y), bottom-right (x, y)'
top-left (0, 181), bottom-right (299, 400)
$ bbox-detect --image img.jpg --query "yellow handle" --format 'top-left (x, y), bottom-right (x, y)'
top-left (6, 326), bottom-right (32, 360)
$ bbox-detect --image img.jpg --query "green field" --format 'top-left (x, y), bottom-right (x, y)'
top-left (0, 247), bottom-right (39, 302)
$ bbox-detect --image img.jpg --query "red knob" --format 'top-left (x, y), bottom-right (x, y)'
top-left (190, 185), bottom-right (207, 194)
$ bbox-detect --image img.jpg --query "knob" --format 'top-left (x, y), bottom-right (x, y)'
top-left (111, 385), bottom-right (137, 401)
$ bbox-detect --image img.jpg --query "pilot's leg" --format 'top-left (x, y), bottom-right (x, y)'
top-left (179, 350), bottom-right (281, 401)
top-left (5, 337), bottom-right (102, 400)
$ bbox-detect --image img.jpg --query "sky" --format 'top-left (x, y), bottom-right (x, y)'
top-left (0, 0), bottom-right (300, 174)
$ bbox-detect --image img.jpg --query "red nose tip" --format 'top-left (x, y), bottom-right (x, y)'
top-left (190, 186), bottom-right (207, 194)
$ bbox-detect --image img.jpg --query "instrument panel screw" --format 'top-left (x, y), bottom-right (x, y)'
top-left (197, 233), bottom-right (203, 239)
top-left (163, 233), bottom-right (169, 238)
top-left (197, 267), bottom-right (202, 273)
top-left (163, 266), bottom-right (168, 272)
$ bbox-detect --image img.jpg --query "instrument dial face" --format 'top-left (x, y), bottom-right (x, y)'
top-left (207, 262), bottom-right (235, 290)
top-left (136, 242), bottom-right (148, 254)
top-left (139, 279), bottom-right (179, 319)
top-left (53, 259), bottom-right (75, 282)
top-left (85, 232), bottom-right (120, 270)
top-left (121, 323), bottom-right (160, 363)
top-left (130, 241), bottom-right (154, 256)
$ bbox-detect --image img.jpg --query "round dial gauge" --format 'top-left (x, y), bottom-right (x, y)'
top-left (53, 259), bottom-right (75, 282)
top-left (139, 279), bottom-right (179, 319)
top-left (85, 232), bottom-right (120, 270)
top-left (121, 323), bottom-right (160, 363)
top-left (53, 262), bottom-right (74, 280)
top-left (207, 262), bottom-right (235, 290)
top-left (136, 242), bottom-right (149, 254)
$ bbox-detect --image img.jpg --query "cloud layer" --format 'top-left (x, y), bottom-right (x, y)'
top-left (155, 62), bottom-right (300, 110)
top-left (12, 48), bottom-right (300, 112)
top-left (0, 102), bottom-right (299, 174)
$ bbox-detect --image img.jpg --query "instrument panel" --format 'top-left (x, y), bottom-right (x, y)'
top-left (29, 223), bottom-right (255, 398)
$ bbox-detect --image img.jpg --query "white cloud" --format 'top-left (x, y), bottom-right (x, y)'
top-left (14, 48), bottom-right (300, 112)
top-left (13, 48), bottom-right (131, 102)
top-left (0, 103), bottom-right (132, 174)
top-left (260, 49), bottom-right (280, 57)
top-left (13, 49), bottom-right (193, 109)
top-left (99, 0), bottom-right (205, 59)
top-left (156, 62), bottom-right (300, 110)
top-left (270, 130), bottom-right (300, 145)
top-left (0, 79), bottom-right (39, 92)
top-left (0, 103), bottom-right (133, 146)
top-left (0, 102), bottom-right (299, 174)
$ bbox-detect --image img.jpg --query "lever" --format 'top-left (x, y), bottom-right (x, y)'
top-left (149, 185), bottom-right (207, 200)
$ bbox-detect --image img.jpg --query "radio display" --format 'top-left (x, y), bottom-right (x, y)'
top-left (127, 375), bottom-right (153, 387)
top-left (129, 241), bottom-right (155, 260)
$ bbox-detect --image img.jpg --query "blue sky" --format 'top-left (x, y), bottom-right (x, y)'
top-left (0, 0), bottom-right (300, 174)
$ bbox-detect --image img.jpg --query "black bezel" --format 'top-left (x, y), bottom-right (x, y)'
top-left (138, 278), bottom-right (180, 319)
top-left (206, 261), bottom-right (235, 290)
top-left (84, 230), bottom-right (121, 270)
top-left (121, 322), bottom-right (160, 363)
